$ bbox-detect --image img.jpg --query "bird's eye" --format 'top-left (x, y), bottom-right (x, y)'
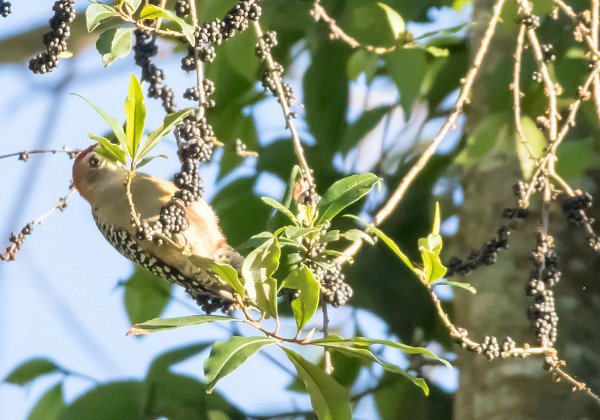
top-left (88, 155), bottom-right (101, 168)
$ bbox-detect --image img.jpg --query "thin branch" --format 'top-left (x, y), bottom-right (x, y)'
top-left (1, 186), bottom-right (75, 262)
top-left (513, 24), bottom-right (538, 159)
top-left (0, 147), bottom-right (79, 162)
top-left (310, 0), bottom-right (398, 54)
top-left (338, 0), bottom-right (507, 263)
top-left (252, 21), bottom-right (315, 190)
top-left (188, 0), bottom-right (207, 119)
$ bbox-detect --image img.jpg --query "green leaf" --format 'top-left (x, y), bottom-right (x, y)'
top-left (517, 116), bottom-right (546, 180)
top-left (261, 196), bottom-right (298, 226)
top-left (122, 0), bottom-right (142, 13)
top-left (204, 336), bottom-right (276, 393)
top-left (85, 3), bottom-right (118, 32)
top-left (124, 74), bottom-right (146, 159)
top-left (147, 342), bottom-right (211, 379)
top-left (434, 280), bottom-right (476, 294)
top-left (341, 229), bottom-right (374, 245)
top-left (417, 234), bottom-right (442, 256)
top-left (282, 267), bottom-right (320, 331)
top-left (311, 336), bottom-right (451, 369)
top-left (58, 381), bottom-right (144, 420)
top-left (284, 226), bottom-right (321, 240)
top-left (96, 28), bottom-right (133, 67)
top-left (384, 48), bottom-right (427, 111)
top-left (377, 3), bottom-right (405, 39)
top-left (317, 173), bottom-right (379, 223)
top-left (190, 256), bottom-right (245, 299)
top-left (4, 359), bottom-right (61, 386)
top-left (283, 348), bottom-right (351, 420)
top-left (313, 342), bottom-right (429, 395)
top-left (340, 106), bottom-right (392, 152)
top-left (420, 247), bottom-right (447, 283)
top-left (138, 108), bottom-right (193, 160)
top-left (241, 237), bottom-right (280, 318)
top-left (123, 265), bottom-right (172, 325)
top-left (555, 138), bottom-right (599, 180)
top-left (136, 153), bottom-right (168, 169)
top-left (128, 315), bottom-right (240, 335)
top-left (456, 112), bottom-right (509, 164)
top-left (28, 383), bottom-right (64, 420)
top-left (73, 94), bottom-right (126, 150)
top-left (369, 226), bottom-right (415, 271)
top-left (89, 135), bottom-right (126, 165)
top-left (347, 49), bottom-right (379, 81)
top-left (138, 4), bottom-right (195, 46)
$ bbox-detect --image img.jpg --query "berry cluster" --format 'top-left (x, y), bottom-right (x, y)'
top-left (181, 0), bottom-right (261, 71)
top-left (314, 263), bottom-right (353, 308)
top-left (526, 234), bottom-right (560, 347)
top-left (0, 223), bottom-right (33, 261)
top-left (541, 44), bottom-right (556, 63)
top-left (531, 71), bottom-right (543, 84)
top-left (173, 158), bottom-right (204, 205)
top-left (29, 0), bottom-right (75, 74)
top-left (561, 190), bottom-right (593, 225)
top-left (518, 13), bottom-right (541, 29)
top-left (133, 30), bottom-right (177, 113)
top-left (0, 1), bottom-right (11, 17)
top-left (174, 0), bottom-right (190, 18)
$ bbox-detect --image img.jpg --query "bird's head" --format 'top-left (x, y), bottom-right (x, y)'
top-left (72, 144), bottom-right (123, 203)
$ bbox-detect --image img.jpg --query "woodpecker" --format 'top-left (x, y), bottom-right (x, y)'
top-left (72, 145), bottom-right (243, 313)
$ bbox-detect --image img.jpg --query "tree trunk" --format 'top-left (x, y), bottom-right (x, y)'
top-left (452, 1), bottom-right (600, 418)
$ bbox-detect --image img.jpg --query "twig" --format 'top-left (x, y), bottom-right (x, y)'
top-left (516, 0), bottom-right (559, 142)
top-left (338, 0), bottom-right (507, 263)
top-left (187, 0), bottom-right (207, 119)
top-left (512, 24), bottom-right (538, 159)
top-left (1, 186), bottom-right (75, 261)
top-left (0, 147), bottom-right (79, 162)
top-left (310, 0), bottom-right (398, 54)
top-left (252, 21), bottom-right (315, 190)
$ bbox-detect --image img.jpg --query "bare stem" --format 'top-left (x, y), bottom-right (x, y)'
top-left (338, 0), bottom-right (507, 263)
top-left (252, 21), bottom-right (315, 189)
top-left (0, 147), bottom-right (79, 161)
top-left (322, 302), bottom-right (332, 375)
top-left (188, 0), bottom-right (207, 118)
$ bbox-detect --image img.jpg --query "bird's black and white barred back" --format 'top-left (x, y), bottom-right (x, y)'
top-left (94, 213), bottom-right (236, 313)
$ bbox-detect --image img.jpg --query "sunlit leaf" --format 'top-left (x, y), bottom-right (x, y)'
top-left (128, 315), bottom-right (240, 335)
top-left (282, 348), bottom-right (352, 420)
top-left (420, 247), bottom-right (447, 283)
top-left (313, 342), bottom-right (429, 395)
top-left (434, 280), bottom-right (477, 294)
top-left (85, 2), bottom-right (118, 32)
top-left (241, 237), bottom-right (280, 318)
top-left (190, 256), bottom-right (245, 299)
top-left (73, 94), bottom-right (127, 150)
top-left (369, 225), bottom-right (415, 271)
top-left (96, 28), bottom-right (132, 67)
top-left (317, 173), bottom-right (379, 223)
top-left (204, 337), bottom-right (276, 393)
top-left (124, 74), bottom-right (146, 159)
top-left (89, 135), bottom-right (126, 165)
top-left (138, 108), bottom-right (193, 161)
top-left (311, 335), bottom-right (451, 369)
top-left (138, 4), bottom-right (195, 45)
top-left (377, 3), bottom-right (405, 40)
top-left (261, 196), bottom-right (298, 226)
top-left (282, 267), bottom-right (320, 331)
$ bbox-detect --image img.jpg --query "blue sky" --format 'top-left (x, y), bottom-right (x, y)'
top-left (0, 4), bottom-right (469, 418)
